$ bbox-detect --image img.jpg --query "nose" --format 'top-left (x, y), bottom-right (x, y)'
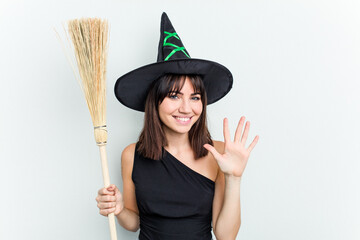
top-left (179, 98), bottom-right (191, 113)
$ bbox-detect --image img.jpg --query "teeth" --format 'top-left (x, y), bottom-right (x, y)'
top-left (175, 117), bottom-right (190, 122)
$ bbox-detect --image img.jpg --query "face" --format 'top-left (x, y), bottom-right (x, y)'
top-left (158, 77), bottom-right (203, 136)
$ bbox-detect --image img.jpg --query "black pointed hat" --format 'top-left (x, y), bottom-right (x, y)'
top-left (114, 12), bottom-right (233, 112)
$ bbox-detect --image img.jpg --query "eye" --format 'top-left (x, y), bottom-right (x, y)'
top-left (191, 96), bottom-right (201, 101)
top-left (169, 94), bottom-right (179, 99)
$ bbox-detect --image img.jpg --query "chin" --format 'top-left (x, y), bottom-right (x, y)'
top-left (164, 122), bottom-right (194, 135)
top-left (171, 125), bottom-right (192, 134)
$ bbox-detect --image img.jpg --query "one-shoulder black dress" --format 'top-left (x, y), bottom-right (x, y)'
top-left (132, 143), bottom-right (215, 240)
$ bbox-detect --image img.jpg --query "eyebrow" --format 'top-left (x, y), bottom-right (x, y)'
top-left (169, 91), bottom-right (201, 95)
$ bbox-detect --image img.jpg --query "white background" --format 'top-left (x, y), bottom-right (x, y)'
top-left (1, 0), bottom-right (359, 239)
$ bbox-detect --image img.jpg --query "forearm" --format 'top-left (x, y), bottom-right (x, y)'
top-left (115, 207), bottom-right (140, 232)
top-left (215, 175), bottom-right (242, 240)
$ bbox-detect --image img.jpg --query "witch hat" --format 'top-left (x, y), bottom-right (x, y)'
top-left (114, 12), bottom-right (233, 112)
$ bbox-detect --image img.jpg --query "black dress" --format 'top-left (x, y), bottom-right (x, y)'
top-left (132, 143), bottom-right (215, 240)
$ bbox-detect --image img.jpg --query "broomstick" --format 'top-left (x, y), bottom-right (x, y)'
top-left (67, 18), bottom-right (117, 240)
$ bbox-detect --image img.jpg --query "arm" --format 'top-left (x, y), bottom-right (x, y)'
top-left (116, 208), bottom-right (140, 232)
top-left (211, 141), bottom-right (241, 240)
top-left (214, 173), bottom-right (242, 240)
top-left (206, 117), bottom-right (259, 240)
top-left (116, 143), bottom-right (140, 232)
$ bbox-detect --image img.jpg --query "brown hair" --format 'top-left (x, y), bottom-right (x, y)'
top-left (137, 74), bottom-right (213, 160)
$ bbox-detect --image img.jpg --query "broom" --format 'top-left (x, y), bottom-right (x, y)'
top-left (66, 18), bottom-right (117, 240)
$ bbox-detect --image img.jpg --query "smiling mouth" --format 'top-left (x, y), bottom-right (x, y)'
top-left (173, 116), bottom-right (192, 122)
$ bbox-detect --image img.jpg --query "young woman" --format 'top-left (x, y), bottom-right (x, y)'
top-left (95, 13), bottom-right (259, 240)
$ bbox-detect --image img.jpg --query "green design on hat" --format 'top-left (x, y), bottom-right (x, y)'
top-left (163, 31), bottom-right (190, 61)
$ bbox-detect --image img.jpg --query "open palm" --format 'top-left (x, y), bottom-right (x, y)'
top-left (204, 116), bottom-right (259, 177)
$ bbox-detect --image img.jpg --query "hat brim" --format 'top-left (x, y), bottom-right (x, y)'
top-left (114, 58), bottom-right (233, 112)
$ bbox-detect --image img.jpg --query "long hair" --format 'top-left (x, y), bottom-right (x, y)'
top-left (137, 74), bottom-right (213, 160)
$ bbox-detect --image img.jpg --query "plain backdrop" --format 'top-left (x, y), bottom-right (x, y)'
top-left (1, 0), bottom-right (359, 239)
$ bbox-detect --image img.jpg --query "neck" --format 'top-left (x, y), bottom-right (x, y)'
top-left (163, 127), bottom-right (191, 154)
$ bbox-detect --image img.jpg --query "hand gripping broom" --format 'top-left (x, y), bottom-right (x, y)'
top-left (67, 18), bottom-right (118, 240)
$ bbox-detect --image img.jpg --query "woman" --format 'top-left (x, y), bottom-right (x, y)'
top-left (96, 13), bottom-right (259, 240)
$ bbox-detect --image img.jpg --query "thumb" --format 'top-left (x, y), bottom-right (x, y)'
top-left (203, 144), bottom-right (222, 160)
top-left (107, 184), bottom-right (115, 191)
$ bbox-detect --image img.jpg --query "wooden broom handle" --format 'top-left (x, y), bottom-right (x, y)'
top-left (99, 145), bottom-right (118, 240)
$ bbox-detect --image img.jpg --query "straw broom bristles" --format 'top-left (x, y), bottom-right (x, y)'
top-left (67, 18), bottom-right (117, 240)
top-left (68, 18), bottom-right (109, 145)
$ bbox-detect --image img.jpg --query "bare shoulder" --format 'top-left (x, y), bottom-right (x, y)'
top-left (212, 140), bottom-right (225, 155)
top-left (121, 143), bottom-right (136, 176)
top-left (122, 143), bottom-right (136, 161)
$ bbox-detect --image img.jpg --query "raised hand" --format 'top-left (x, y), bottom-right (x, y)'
top-left (204, 116), bottom-right (259, 177)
